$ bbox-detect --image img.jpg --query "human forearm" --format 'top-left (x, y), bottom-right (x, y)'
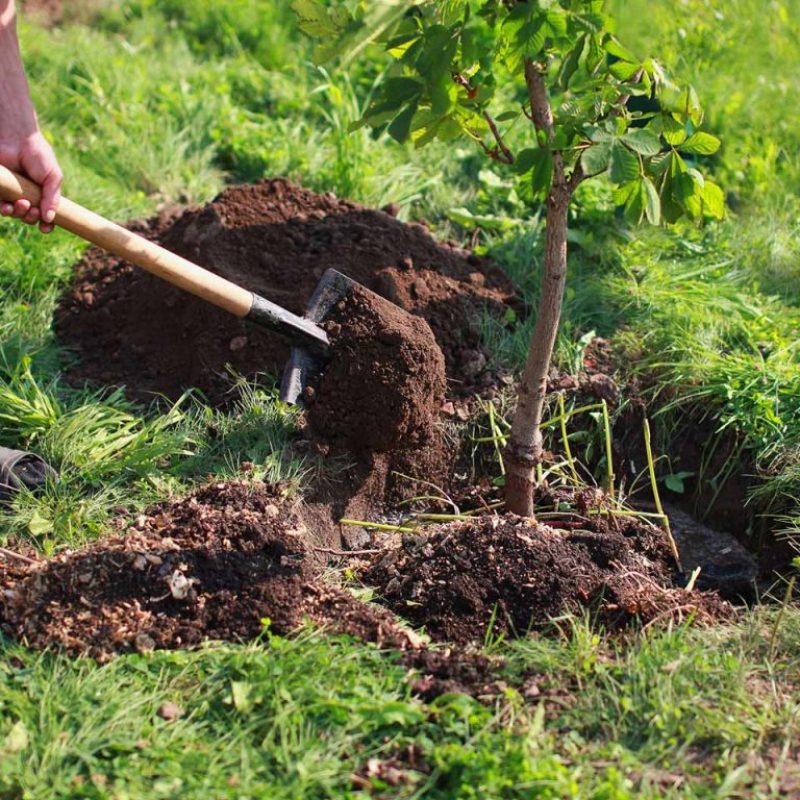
top-left (0, 0), bottom-right (63, 232)
top-left (0, 1), bottom-right (37, 139)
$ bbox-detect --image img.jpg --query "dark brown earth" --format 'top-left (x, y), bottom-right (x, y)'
top-left (364, 513), bottom-right (733, 644)
top-left (0, 480), bottom-right (734, 702)
top-left (55, 179), bottom-right (520, 405)
top-left (0, 482), bottom-right (415, 661)
top-left (19, 0), bottom-right (62, 24)
top-left (307, 284), bottom-right (446, 454)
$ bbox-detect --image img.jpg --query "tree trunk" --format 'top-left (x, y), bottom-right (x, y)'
top-left (504, 184), bottom-right (571, 516)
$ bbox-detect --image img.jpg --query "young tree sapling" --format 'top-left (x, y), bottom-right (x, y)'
top-left (294, 0), bottom-right (723, 516)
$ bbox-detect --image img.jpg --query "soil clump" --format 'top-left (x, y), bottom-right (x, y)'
top-left (365, 513), bottom-right (733, 644)
top-left (0, 482), bottom-right (414, 661)
top-left (307, 284), bottom-right (446, 454)
top-left (55, 179), bottom-right (519, 405)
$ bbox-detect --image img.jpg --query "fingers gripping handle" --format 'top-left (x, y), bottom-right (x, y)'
top-left (0, 164), bottom-right (254, 317)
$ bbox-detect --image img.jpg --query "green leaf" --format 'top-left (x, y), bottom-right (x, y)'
top-left (387, 101), bottom-right (418, 143)
top-left (664, 471), bottom-right (694, 493)
top-left (447, 207), bottom-right (516, 231)
top-left (557, 35), bottom-right (585, 90)
top-left (530, 149), bottom-right (553, 195)
top-left (429, 73), bottom-right (455, 114)
top-left (664, 85), bottom-right (704, 126)
top-left (682, 131), bottom-right (721, 155)
top-left (648, 151), bottom-right (672, 174)
top-left (291, 0), bottom-right (341, 38)
top-left (701, 180), bottom-right (726, 220)
top-left (655, 113), bottom-right (688, 146)
top-left (503, 6), bottom-right (549, 66)
top-left (581, 141), bottom-right (612, 176)
top-left (382, 77), bottom-right (423, 103)
top-left (621, 128), bottom-right (662, 156)
top-left (573, 12), bottom-right (607, 34)
top-left (609, 141), bottom-right (640, 184)
top-left (604, 37), bottom-right (638, 63)
top-left (623, 179), bottom-right (648, 224)
top-left (642, 176), bottom-right (661, 225)
top-left (231, 681), bottom-right (254, 713)
top-left (494, 110), bottom-right (520, 122)
top-left (588, 125), bottom-right (614, 143)
top-left (609, 60), bottom-right (641, 81)
top-left (28, 510), bottom-right (53, 536)
top-left (512, 147), bottom-right (542, 174)
top-left (545, 9), bottom-right (568, 38)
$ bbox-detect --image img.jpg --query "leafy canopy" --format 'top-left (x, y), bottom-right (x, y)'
top-left (293, 0), bottom-right (723, 224)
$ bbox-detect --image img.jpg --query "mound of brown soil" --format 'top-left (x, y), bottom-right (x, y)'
top-left (307, 284), bottom-right (445, 453)
top-left (0, 482), bottom-right (413, 661)
top-left (20, 0), bottom-right (62, 24)
top-left (364, 515), bottom-right (733, 643)
top-left (55, 179), bottom-right (519, 405)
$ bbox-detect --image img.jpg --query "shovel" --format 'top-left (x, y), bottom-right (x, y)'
top-left (0, 165), bottom-right (358, 404)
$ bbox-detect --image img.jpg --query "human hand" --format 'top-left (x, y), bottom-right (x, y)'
top-left (0, 130), bottom-right (63, 234)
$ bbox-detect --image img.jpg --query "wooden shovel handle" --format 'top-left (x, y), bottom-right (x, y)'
top-left (0, 165), bottom-right (253, 317)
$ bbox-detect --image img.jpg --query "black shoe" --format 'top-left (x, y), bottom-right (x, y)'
top-left (0, 447), bottom-right (58, 505)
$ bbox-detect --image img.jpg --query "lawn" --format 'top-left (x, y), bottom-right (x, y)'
top-left (1, 0), bottom-right (800, 796)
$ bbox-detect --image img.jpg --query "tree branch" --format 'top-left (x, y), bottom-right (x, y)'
top-left (452, 72), bottom-right (514, 164)
top-left (482, 111), bottom-right (515, 164)
top-left (615, 67), bottom-right (645, 115)
top-left (523, 58), bottom-right (565, 186)
top-left (523, 59), bottom-right (555, 142)
top-left (567, 162), bottom-right (585, 192)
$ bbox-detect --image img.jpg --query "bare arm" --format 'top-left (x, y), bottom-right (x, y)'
top-left (0, 0), bottom-right (62, 232)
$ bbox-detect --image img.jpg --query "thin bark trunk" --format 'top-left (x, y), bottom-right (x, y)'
top-left (502, 59), bottom-right (573, 517)
top-left (504, 185), bottom-right (570, 516)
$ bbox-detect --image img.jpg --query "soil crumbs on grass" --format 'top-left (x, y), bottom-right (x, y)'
top-left (365, 512), bottom-right (734, 644)
top-left (0, 482), bottom-right (414, 661)
top-left (55, 179), bottom-right (519, 405)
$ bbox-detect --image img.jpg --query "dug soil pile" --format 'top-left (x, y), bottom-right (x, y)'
top-left (0, 482), bottom-right (414, 661)
top-left (307, 284), bottom-right (445, 454)
top-left (56, 179), bottom-right (519, 405)
top-left (365, 514), bottom-right (733, 643)
top-left (20, 0), bottom-right (62, 24)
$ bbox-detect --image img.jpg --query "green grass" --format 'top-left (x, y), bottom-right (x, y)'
top-left (2, 0), bottom-right (800, 795)
top-left (2, 613), bottom-right (799, 798)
